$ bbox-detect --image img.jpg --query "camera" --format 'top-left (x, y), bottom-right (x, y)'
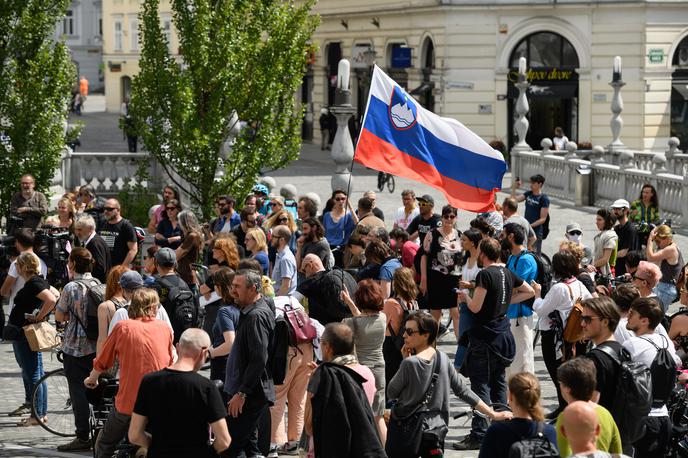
top-left (0, 235), bottom-right (18, 269)
top-left (35, 225), bottom-right (71, 288)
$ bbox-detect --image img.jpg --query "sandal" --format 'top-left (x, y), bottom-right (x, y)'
top-left (17, 416), bottom-right (47, 427)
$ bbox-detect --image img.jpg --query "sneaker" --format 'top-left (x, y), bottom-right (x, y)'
top-left (9, 403), bottom-right (30, 416)
top-left (57, 437), bottom-right (92, 452)
top-left (278, 441), bottom-right (300, 455)
top-left (267, 444), bottom-right (279, 458)
top-left (452, 434), bottom-right (482, 451)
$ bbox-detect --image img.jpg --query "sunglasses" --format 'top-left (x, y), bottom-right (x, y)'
top-left (580, 315), bottom-right (598, 324)
top-left (567, 231), bottom-right (582, 236)
top-left (103, 207), bottom-right (117, 212)
top-left (418, 202), bottom-right (432, 207)
top-left (442, 214), bottom-right (456, 220)
top-left (278, 217), bottom-right (288, 223)
top-left (270, 202), bottom-right (280, 207)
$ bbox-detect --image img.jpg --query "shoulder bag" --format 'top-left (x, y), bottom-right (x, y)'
top-left (386, 351), bottom-right (448, 457)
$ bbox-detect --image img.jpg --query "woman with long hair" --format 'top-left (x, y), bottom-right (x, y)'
top-left (207, 268), bottom-right (240, 385)
top-left (154, 198), bottom-right (183, 249)
top-left (323, 189), bottom-right (358, 267)
top-left (9, 252), bottom-right (57, 426)
top-left (630, 183), bottom-right (660, 245)
top-left (341, 279), bottom-right (388, 444)
top-left (454, 228), bottom-right (483, 369)
top-left (200, 236), bottom-right (242, 299)
top-left (478, 372), bottom-right (557, 457)
top-left (245, 228), bottom-right (269, 275)
top-left (382, 267), bottom-right (418, 384)
top-left (96, 265), bottom-right (130, 356)
top-left (45, 197), bottom-right (76, 236)
top-left (646, 224), bottom-right (684, 311)
top-left (387, 312), bottom-right (511, 457)
top-left (421, 205), bottom-right (462, 339)
top-left (175, 210), bottom-right (204, 289)
top-left (533, 251), bottom-right (593, 419)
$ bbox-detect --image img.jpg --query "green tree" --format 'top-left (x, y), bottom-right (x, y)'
top-left (0, 0), bottom-right (76, 225)
top-left (132, 0), bottom-right (318, 219)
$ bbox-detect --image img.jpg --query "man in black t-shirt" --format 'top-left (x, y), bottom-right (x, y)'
top-left (295, 254), bottom-right (356, 324)
top-left (582, 296), bottom-right (622, 417)
top-left (454, 238), bottom-right (534, 451)
top-left (97, 198), bottom-right (138, 266)
top-left (406, 194), bottom-right (441, 244)
top-left (129, 328), bottom-right (230, 457)
top-left (611, 199), bottom-right (639, 276)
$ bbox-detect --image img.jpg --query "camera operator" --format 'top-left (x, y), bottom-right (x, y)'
top-left (74, 215), bottom-right (111, 283)
top-left (10, 174), bottom-right (48, 232)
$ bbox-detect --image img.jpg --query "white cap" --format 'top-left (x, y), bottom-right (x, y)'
top-left (610, 199), bottom-right (630, 209)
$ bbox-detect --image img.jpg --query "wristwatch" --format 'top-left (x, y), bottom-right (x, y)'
top-left (237, 391), bottom-right (247, 400)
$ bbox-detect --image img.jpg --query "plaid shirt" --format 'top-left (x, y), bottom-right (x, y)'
top-left (56, 274), bottom-right (97, 357)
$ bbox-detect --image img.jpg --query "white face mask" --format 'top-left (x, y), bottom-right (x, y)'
top-left (567, 233), bottom-right (582, 244)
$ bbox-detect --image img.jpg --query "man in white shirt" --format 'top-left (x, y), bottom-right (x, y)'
top-left (622, 297), bottom-right (681, 456)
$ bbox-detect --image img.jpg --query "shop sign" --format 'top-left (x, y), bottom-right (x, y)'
top-left (648, 49), bottom-right (664, 64)
top-left (391, 47), bottom-right (412, 68)
top-left (507, 67), bottom-right (577, 83)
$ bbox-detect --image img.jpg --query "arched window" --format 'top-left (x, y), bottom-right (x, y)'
top-left (509, 32), bottom-right (579, 69)
top-left (421, 38), bottom-right (435, 70)
top-left (673, 35), bottom-right (688, 67)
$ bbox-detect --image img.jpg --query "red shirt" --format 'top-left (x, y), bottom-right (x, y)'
top-left (94, 318), bottom-right (173, 415)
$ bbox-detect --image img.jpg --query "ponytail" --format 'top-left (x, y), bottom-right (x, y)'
top-left (508, 372), bottom-right (544, 422)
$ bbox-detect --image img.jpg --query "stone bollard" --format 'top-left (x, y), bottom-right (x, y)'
top-left (652, 152), bottom-right (668, 175)
top-left (590, 145), bottom-right (606, 164)
top-left (540, 138), bottom-right (552, 156)
top-left (565, 142), bottom-right (578, 160)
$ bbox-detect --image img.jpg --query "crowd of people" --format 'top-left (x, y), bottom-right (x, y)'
top-left (1, 171), bottom-right (688, 458)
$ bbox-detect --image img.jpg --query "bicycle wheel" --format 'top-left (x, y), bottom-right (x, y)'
top-left (32, 368), bottom-right (76, 437)
top-left (387, 175), bottom-right (396, 193)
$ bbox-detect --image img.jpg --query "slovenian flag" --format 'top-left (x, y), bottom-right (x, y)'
top-left (355, 66), bottom-right (507, 213)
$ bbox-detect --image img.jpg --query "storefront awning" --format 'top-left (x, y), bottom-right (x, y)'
top-left (672, 82), bottom-right (688, 100)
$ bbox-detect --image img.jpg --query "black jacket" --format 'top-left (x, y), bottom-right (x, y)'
top-left (224, 297), bottom-right (275, 404)
top-left (297, 269), bottom-right (356, 325)
top-left (311, 363), bottom-right (386, 458)
top-left (85, 234), bottom-right (111, 283)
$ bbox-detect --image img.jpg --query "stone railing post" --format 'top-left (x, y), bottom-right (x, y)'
top-left (540, 138), bottom-right (552, 156)
top-left (683, 174), bottom-right (688, 227)
top-left (619, 150), bottom-right (635, 170)
top-left (512, 57), bottom-right (532, 153)
top-left (652, 152), bottom-right (668, 175)
top-left (590, 145), bottom-right (606, 164)
top-left (607, 56), bottom-right (626, 163)
top-left (565, 141), bottom-right (578, 160)
top-left (330, 59), bottom-right (357, 192)
top-left (666, 137), bottom-right (681, 173)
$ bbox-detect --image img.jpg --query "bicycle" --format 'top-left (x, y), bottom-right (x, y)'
top-left (31, 347), bottom-right (76, 437)
top-left (377, 171), bottom-right (395, 193)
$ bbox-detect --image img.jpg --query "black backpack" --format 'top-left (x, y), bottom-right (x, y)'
top-left (74, 278), bottom-right (106, 341)
top-left (514, 251), bottom-right (553, 307)
top-left (541, 213), bottom-right (550, 240)
top-left (507, 422), bottom-right (558, 458)
top-left (271, 314), bottom-right (290, 385)
top-left (386, 297), bottom-right (412, 351)
top-left (594, 345), bottom-right (652, 443)
top-left (640, 335), bottom-right (678, 406)
top-left (157, 276), bottom-right (197, 340)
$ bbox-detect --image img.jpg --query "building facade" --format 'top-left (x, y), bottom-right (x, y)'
top-left (102, 0), bottom-right (178, 112)
top-left (55, 0), bottom-right (104, 92)
top-left (310, 0), bottom-right (688, 152)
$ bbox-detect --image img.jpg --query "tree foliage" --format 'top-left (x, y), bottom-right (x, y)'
top-left (0, 0), bottom-right (75, 225)
top-left (132, 0), bottom-right (318, 219)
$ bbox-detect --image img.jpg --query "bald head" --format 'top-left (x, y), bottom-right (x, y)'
top-left (302, 253), bottom-right (325, 277)
top-left (561, 401), bottom-right (599, 454)
top-left (178, 328), bottom-right (211, 357)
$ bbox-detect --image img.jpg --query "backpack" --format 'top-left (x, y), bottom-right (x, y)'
top-left (386, 297), bottom-right (413, 351)
top-left (541, 213), bottom-right (551, 240)
top-left (507, 421), bottom-right (558, 458)
top-left (514, 251), bottom-right (553, 307)
top-left (562, 282), bottom-right (585, 344)
top-left (74, 278), bottom-right (106, 341)
top-left (157, 276), bottom-right (197, 339)
top-left (593, 345), bottom-right (652, 443)
top-left (272, 314), bottom-right (290, 385)
top-left (640, 335), bottom-right (677, 406)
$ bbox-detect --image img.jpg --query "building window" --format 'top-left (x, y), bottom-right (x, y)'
top-left (95, 9), bottom-right (102, 36)
top-left (63, 10), bottom-right (74, 36)
top-left (163, 20), bottom-right (172, 51)
top-left (509, 32), bottom-right (579, 69)
top-left (114, 20), bottom-right (123, 51)
top-left (130, 19), bottom-right (139, 51)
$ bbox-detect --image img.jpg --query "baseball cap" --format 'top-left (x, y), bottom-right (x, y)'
top-left (154, 247), bottom-right (177, 267)
top-left (610, 199), bottom-right (630, 209)
top-left (565, 222), bottom-right (582, 234)
top-left (416, 194), bottom-right (435, 206)
top-left (119, 271), bottom-right (144, 290)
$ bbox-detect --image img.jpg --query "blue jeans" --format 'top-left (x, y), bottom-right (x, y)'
top-left (654, 281), bottom-right (677, 313)
top-left (12, 339), bottom-right (47, 417)
top-left (465, 341), bottom-right (508, 440)
top-left (454, 303), bottom-right (473, 369)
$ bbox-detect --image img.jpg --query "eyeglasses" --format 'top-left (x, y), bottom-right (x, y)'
top-left (403, 328), bottom-right (420, 336)
top-left (580, 315), bottom-right (599, 324)
top-left (567, 231), bottom-right (582, 236)
top-left (442, 214), bottom-right (456, 220)
top-left (103, 207), bottom-right (117, 212)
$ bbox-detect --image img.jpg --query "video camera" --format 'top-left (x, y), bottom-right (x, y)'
top-left (35, 225), bottom-right (71, 288)
top-left (636, 218), bottom-right (672, 233)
